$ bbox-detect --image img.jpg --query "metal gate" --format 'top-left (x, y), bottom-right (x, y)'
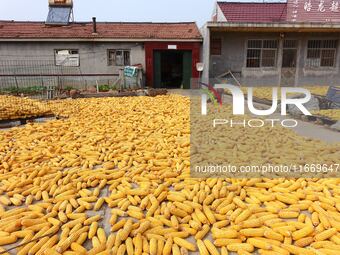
top-left (280, 39), bottom-right (298, 87)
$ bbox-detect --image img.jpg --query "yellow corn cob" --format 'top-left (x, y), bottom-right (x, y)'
top-left (0, 235), bottom-right (17, 246)
top-left (173, 237), bottom-right (196, 251)
top-left (97, 228), bottom-right (106, 244)
top-left (70, 242), bottom-right (87, 254)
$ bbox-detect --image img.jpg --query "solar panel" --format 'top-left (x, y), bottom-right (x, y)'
top-left (46, 7), bottom-right (72, 25)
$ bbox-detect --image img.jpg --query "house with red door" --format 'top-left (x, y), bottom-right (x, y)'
top-left (202, 1), bottom-right (340, 87)
top-left (0, 20), bottom-right (202, 90)
top-left (0, 0), bottom-right (202, 91)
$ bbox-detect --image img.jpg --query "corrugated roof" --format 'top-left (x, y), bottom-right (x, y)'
top-left (0, 21), bottom-right (202, 40)
top-left (217, 2), bottom-right (287, 23)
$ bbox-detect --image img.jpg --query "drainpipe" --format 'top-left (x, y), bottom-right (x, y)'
top-left (202, 24), bottom-right (210, 84)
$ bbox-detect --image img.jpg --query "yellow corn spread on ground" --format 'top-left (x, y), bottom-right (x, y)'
top-left (0, 96), bottom-right (52, 121)
top-left (0, 95), bottom-right (339, 254)
top-left (238, 86), bottom-right (330, 101)
top-left (312, 109), bottom-right (340, 121)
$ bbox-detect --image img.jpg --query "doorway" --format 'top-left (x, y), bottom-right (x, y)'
top-left (153, 50), bottom-right (192, 89)
top-left (281, 40), bottom-right (298, 87)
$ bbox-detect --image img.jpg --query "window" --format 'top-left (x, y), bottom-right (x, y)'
top-left (211, 38), bottom-right (222, 55)
top-left (246, 40), bottom-right (278, 68)
top-left (282, 40), bottom-right (298, 68)
top-left (108, 50), bottom-right (131, 66)
top-left (306, 40), bottom-right (337, 67)
top-left (55, 49), bottom-right (79, 66)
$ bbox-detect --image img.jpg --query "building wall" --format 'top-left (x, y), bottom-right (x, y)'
top-left (0, 41), bottom-right (145, 72)
top-left (209, 31), bottom-right (340, 86)
top-left (0, 41), bottom-right (145, 89)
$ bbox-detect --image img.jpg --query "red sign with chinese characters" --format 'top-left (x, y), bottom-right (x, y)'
top-left (288, 0), bottom-right (340, 22)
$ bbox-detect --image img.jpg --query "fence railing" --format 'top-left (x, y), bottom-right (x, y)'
top-left (0, 59), bottom-right (120, 99)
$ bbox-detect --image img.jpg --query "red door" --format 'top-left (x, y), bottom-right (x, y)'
top-left (145, 42), bottom-right (201, 88)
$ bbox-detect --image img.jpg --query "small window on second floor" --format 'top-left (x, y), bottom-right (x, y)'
top-left (108, 50), bottom-right (131, 66)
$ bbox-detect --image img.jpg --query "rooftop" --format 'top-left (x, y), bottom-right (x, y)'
top-left (0, 21), bottom-right (202, 41)
top-left (207, 21), bottom-right (340, 32)
top-left (217, 2), bottom-right (287, 23)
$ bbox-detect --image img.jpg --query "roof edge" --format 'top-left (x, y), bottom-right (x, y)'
top-left (217, 1), bottom-right (287, 4)
top-left (0, 38), bottom-right (203, 42)
top-left (0, 20), bottom-right (199, 25)
top-left (207, 21), bottom-right (340, 27)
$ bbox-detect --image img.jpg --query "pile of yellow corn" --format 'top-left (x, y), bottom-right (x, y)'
top-left (238, 86), bottom-right (330, 101)
top-left (240, 87), bottom-right (282, 101)
top-left (46, 99), bottom-right (81, 118)
top-left (0, 95), bottom-right (339, 255)
top-left (312, 110), bottom-right (340, 121)
top-left (0, 96), bottom-right (52, 121)
top-left (304, 87), bottom-right (330, 97)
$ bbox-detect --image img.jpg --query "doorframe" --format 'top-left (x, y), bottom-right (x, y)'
top-left (152, 50), bottom-right (193, 89)
top-left (294, 39), bottom-right (301, 87)
top-left (278, 37), bottom-right (284, 87)
top-left (280, 38), bottom-right (299, 87)
top-left (145, 42), bottom-right (201, 88)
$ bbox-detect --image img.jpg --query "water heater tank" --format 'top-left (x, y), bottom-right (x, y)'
top-left (48, 0), bottom-right (73, 7)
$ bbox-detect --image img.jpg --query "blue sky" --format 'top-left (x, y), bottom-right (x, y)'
top-left (0, 0), bottom-right (218, 26)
